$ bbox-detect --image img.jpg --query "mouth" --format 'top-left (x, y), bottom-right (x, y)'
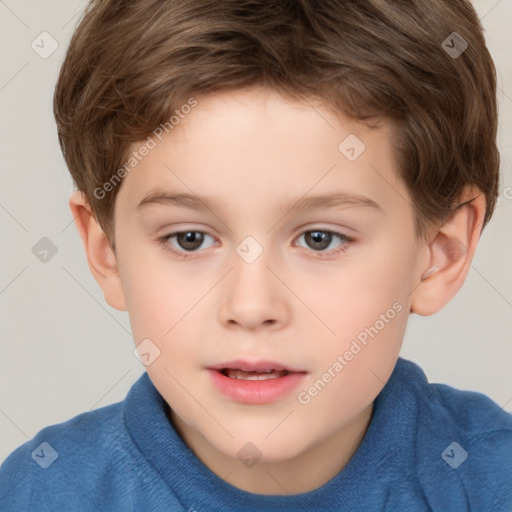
top-left (207, 360), bottom-right (307, 404)
top-left (220, 368), bottom-right (290, 380)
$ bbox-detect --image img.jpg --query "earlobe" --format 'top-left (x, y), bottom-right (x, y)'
top-left (68, 191), bottom-right (128, 311)
top-left (410, 186), bottom-right (486, 316)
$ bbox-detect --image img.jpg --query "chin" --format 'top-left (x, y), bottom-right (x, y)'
top-left (216, 428), bottom-right (313, 464)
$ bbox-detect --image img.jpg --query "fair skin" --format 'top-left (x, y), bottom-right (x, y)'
top-left (70, 87), bottom-right (485, 495)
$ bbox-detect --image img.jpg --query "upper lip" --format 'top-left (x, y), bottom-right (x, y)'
top-left (207, 360), bottom-right (306, 373)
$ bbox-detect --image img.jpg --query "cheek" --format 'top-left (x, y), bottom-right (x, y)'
top-left (295, 298), bottom-right (408, 435)
top-left (299, 239), bottom-right (413, 382)
top-left (304, 252), bottom-right (411, 340)
top-left (119, 248), bottom-right (188, 344)
top-left (123, 261), bottom-right (216, 388)
top-left (312, 285), bottom-right (407, 389)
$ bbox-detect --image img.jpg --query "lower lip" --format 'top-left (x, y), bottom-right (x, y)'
top-left (207, 369), bottom-right (307, 404)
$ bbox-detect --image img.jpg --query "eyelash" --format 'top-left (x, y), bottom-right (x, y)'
top-left (158, 229), bottom-right (353, 261)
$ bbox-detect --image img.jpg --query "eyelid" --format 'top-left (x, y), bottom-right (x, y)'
top-left (159, 230), bottom-right (217, 257)
top-left (158, 225), bottom-right (354, 260)
top-left (293, 228), bottom-right (352, 255)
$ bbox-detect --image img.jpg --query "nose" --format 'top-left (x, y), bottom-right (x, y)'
top-left (217, 250), bottom-right (291, 332)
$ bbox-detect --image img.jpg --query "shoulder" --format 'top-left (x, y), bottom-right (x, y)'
top-left (394, 358), bottom-right (512, 511)
top-left (396, 358), bottom-right (512, 433)
top-left (0, 402), bottom-right (115, 509)
top-left (0, 377), bottom-right (160, 511)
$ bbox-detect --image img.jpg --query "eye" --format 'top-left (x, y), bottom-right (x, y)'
top-left (158, 228), bottom-right (352, 260)
top-left (295, 229), bottom-right (351, 256)
top-left (158, 230), bottom-right (216, 258)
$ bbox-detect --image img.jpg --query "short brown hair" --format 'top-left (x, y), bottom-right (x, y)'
top-left (54, 0), bottom-right (499, 248)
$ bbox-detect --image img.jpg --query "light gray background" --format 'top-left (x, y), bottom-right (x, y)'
top-left (1, 0), bottom-right (511, 462)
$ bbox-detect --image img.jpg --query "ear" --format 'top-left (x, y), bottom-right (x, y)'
top-left (69, 191), bottom-right (127, 311)
top-left (410, 186), bottom-right (486, 316)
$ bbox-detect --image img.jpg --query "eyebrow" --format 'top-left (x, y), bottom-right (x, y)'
top-left (136, 191), bottom-right (382, 214)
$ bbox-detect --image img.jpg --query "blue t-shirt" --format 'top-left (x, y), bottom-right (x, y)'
top-left (1, 358), bottom-right (511, 511)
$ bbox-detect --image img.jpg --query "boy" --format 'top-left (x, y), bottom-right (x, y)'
top-left (1, 0), bottom-right (511, 510)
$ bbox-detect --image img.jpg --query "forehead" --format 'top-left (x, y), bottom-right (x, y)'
top-left (115, 88), bottom-right (410, 222)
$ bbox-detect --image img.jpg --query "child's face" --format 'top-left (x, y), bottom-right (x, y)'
top-left (112, 87), bottom-right (427, 463)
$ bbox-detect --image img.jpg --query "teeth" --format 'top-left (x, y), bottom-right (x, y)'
top-left (224, 369), bottom-right (288, 380)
